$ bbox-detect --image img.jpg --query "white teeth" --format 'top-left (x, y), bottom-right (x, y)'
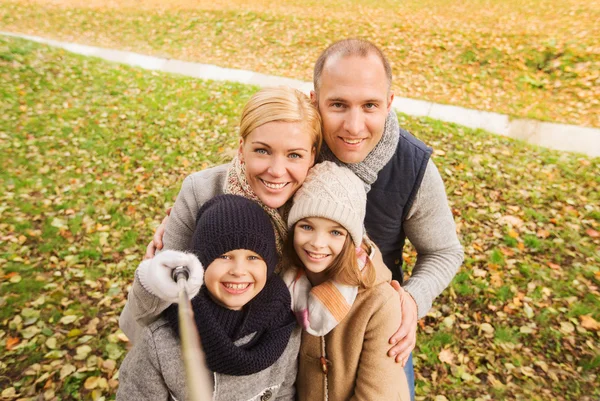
top-left (343, 138), bottom-right (362, 144)
top-left (224, 283), bottom-right (250, 290)
top-left (308, 252), bottom-right (328, 259)
top-left (262, 180), bottom-right (287, 189)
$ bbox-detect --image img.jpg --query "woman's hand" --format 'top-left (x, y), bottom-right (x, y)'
top-left (144, 208), bottom-right (171, 259)
top-left (388, 280), bottom-right (418, 366)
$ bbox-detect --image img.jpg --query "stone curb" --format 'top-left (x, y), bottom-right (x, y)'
top-left (3, 31), bottom-right (599, 158)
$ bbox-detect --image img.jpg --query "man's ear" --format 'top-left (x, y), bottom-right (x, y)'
top-left (238, 138), bottom-right (245, 162)
top-left (386, 91), bottom-right (395, 113)
top-left (310, 90), bottom-right (318, 107)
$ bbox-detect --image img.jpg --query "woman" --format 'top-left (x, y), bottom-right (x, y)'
top-left (119, 86), bottom-right (322, 344)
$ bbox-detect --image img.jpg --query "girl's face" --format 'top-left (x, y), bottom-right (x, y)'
top-left (293, 217), bottom-right (348, 281)
top-left (239, 121), bottom-right (315, 209)
top-left (204, 249), bottom-right (267, 310)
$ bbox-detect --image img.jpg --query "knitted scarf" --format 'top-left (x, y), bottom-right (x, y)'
top-left (319, 111), bottom-right (400, 192)
top-left (282, 247), bottom-right (370, 336)
top-left (224, 156), bottom-right (289, 257)
top-left (167, 276), bottom-right (296, 376)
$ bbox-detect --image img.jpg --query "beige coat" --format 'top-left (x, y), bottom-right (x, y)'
top-left (296, 249), bottom-right (410, 401)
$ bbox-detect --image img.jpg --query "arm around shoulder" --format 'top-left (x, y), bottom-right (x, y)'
top-left (402, 159), bottom-right (464, 318)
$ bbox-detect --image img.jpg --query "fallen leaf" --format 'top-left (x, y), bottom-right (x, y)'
top-left (498, 215), bottom-right (524, 228)
top-left (84, 376), bottom-right (100, 390)
top-left (559, 321), bottom-right (575, 334)
top-left (60, 364), bottom-right (77, 380)
top-left (547, 262), bottom-right (561, 270)
top-left (59, 315), bottom-right (78, 325)
top-left (580, 315), bottom-right (600, 331)
top-left (480, 323), bottom-right (495, 334)
top-left (45, 337), bottom-right (57, 349)
top-left (438, 349), bottom-right (455, 364)
top-left (585, 228), bottom-right (600, 238)
top-left (6, 336), bottom-right (20, 350)
top-left (74, 345), bottom-right (92, 360)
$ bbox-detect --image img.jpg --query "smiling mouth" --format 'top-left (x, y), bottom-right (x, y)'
top-left (260, 179), bottom-right (288, 190)
top-left (305, 250), bottom-right (330, 260)
top-left (222, 282), bottom-right (252, 294)
top-left (341, 138), bottom-right (364, 145)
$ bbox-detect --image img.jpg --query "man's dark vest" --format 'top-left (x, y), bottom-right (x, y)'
top-left (365, 128), bottom-right (432, 283)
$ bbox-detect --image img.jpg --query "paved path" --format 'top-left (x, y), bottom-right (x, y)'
top-left (3, 31), bottom-right (599, 158)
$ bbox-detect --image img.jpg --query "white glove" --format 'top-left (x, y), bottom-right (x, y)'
top-left (137, 250), bottom-right (204, 303)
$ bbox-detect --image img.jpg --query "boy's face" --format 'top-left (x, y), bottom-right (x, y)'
top-left (204, 249), bottom-right (267, 310)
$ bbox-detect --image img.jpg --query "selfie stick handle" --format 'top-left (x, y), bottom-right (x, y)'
top-left (172, 266), bottom-right (213, 401)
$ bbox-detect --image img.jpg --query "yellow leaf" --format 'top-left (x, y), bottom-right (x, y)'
top-left (438, 348), bottom-right (455, 364)
top-left (580, 315), bottom-right (600, 331)
top-left (60, 364), bottom-right (76, 380)
top-left (84, 376), bottom-right (100, 390)
top-left (59, 315), bottom-right (78, 325)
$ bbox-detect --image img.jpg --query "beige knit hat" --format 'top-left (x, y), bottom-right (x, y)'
top-left (288, 161), bottom-right (366, 246)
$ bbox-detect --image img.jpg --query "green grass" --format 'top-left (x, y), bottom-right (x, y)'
top-left (0, 0), bottom-right (599, 128)
top-left (1, 36), bottom-right (599, 400)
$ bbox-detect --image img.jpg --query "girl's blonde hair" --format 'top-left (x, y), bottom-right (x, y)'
top-left (239, 87), bottom-right (322, 156)
top-left (284, 229), bottom-right (376, 289)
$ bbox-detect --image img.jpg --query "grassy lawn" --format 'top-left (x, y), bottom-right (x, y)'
top-left (0, 0), bottom-right (598, 128)
top-left (1, 36), bottom-right (599, 400)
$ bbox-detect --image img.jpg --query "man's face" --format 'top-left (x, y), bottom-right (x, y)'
top-left (312, 53), bottom-right (394, 164)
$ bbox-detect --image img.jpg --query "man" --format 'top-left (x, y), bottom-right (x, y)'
top-left (145, 39), bottom-right (463, 399)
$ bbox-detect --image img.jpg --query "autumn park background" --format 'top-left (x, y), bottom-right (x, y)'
top-left (0, 0), bottom-right (599, 400)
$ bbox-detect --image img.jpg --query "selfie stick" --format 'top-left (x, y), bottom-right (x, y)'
top-left (172, 266), bottom-right (213, 401)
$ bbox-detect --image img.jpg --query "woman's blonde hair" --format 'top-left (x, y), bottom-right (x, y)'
top-left (239, 87), bottom-right (322, 156)
top-left (284, 229), bottom-right (376, 289)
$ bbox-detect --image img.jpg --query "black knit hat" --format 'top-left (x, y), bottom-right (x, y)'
top-left (190, 195), bottom-right (278, 276)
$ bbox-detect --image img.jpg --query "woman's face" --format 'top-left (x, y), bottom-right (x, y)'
top-left (240, 121), bottom-right (315, 209)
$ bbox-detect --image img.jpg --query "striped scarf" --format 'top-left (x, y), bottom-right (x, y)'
top-left (282, 247), bottom-right (370, 336)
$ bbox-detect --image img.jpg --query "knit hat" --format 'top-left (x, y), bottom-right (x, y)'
top-left (288, 161), bottom-right (366, 246)
top-left (190, 195), bottom-right (278, 276)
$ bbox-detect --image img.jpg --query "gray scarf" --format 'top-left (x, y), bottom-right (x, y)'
top-left (318, 111), bottom-right (400, 192)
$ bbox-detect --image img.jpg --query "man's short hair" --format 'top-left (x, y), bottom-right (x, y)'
top-left (313, 38), bottom-right (393, 94)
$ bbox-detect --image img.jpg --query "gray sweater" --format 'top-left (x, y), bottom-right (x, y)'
top-left (120, 159), bottom-right (462, 343)
top-left (117, 317), bottom-right (301, 401)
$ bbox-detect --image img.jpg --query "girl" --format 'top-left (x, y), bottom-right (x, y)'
top-left (119, 86), bottom-right (322, 344)
top-left (117, 195), bottom-right (300, 400)
top-left (283, 161), bottom-right (410, 401)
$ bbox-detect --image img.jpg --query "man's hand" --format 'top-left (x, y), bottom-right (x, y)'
top-left (388, 280), bottom-right (418, 366)
top-left (144, 208), bottom-right (171, 259)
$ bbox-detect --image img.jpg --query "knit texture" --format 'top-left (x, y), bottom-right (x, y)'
top-left (288, 161), bottom-right (366, 246)
top-left (319, 110), bottom-right (400, 192)
top-left (166, 277), bottom-right (296, 376)
top-left (190, 194), bottom-right (278, 276)
top-left (224, 156), bottom-right (289, 257)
